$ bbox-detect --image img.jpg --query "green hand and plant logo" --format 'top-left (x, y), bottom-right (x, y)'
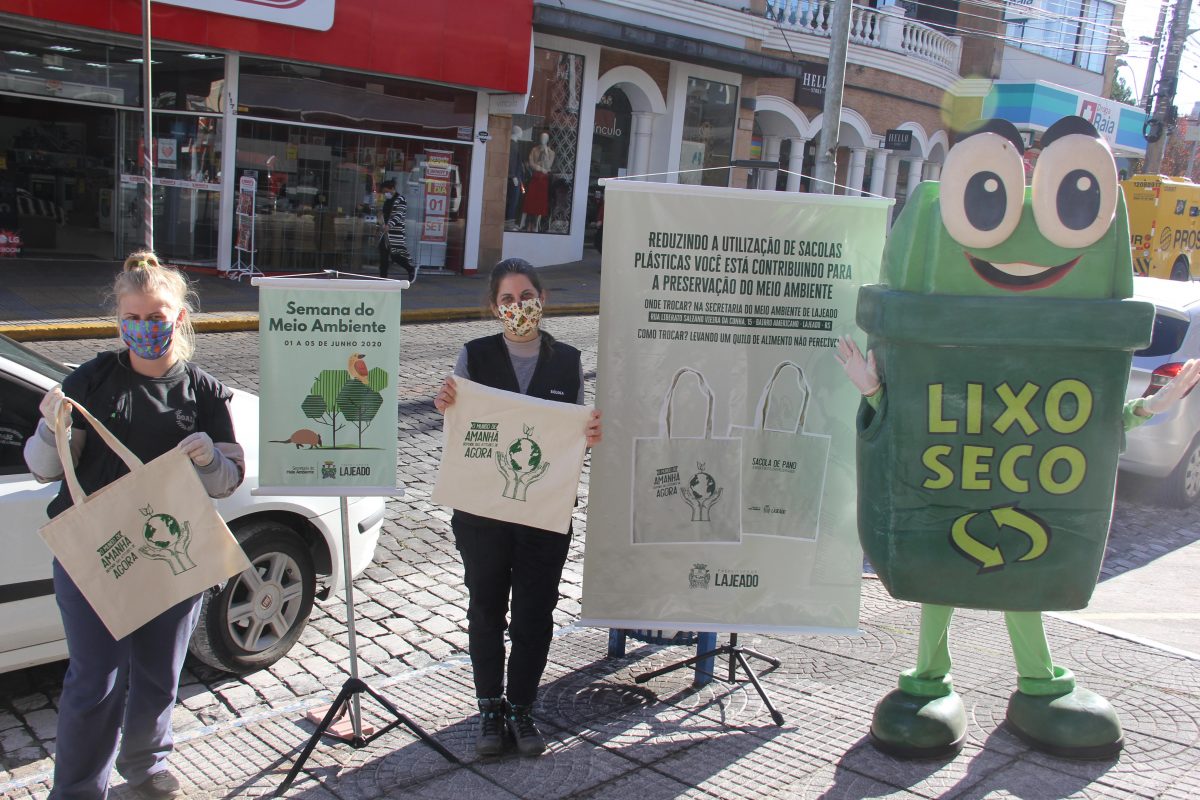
top-left (498, 425), bottom-right (548, 501)
top-left (272, 353), bottom-right (390, 451)
top-left (683, 461), bottom-right (722, 522)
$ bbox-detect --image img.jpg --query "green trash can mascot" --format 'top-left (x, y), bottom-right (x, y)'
top-left (836, 116), bottom-right (1200, 759)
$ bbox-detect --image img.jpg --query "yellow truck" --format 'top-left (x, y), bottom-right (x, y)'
top-left (1121, 174), bottom-right (1200, 281)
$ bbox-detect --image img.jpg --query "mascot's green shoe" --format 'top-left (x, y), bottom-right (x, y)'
top-left (1006, 683), bottom-right (1124, 760)
top-left (870, 689), bottom-right (967, 759)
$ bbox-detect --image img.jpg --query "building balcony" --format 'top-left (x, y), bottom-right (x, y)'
top-left (762, 0), bottom-right (961, 74)
top-left (535, 0), bottom-right (961, 91)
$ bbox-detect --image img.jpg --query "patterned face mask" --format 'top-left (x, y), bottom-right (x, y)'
top-left (496, 297), bottom-right (543, 337)
top-left (120, 318), bottom-right (175, 360)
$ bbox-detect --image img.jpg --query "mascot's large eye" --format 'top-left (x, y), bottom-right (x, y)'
top-left (939, 132), bottom-right (1025, 250)
top-left (1031, 133), bottom-right (1117, 250)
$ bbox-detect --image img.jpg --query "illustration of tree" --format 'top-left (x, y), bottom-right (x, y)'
top-left (337, 379), bottom-right (385, 447)
top-left (302, 370), bottom-right (349, 447)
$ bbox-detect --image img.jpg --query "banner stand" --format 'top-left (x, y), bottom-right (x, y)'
top-left (633, 633), bottom-right (785, 726)
top-left (274, 497), bottom-right (458, 796)
top-left (250, 272), bottom-right (458, 795)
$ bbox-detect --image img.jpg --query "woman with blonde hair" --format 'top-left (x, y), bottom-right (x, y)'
top-left (24, 251), bottom-right (245, 799)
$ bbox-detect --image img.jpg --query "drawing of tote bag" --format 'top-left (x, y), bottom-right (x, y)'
top-left (39, 401), bottom-right (252, 641)
top-left (632, 368), bottom-right (742, 544)
top-left (730, 362), bottom-right (831, 540)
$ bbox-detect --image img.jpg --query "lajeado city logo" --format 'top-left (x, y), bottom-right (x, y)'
top-left (687, 562), bottom-right (759, 589)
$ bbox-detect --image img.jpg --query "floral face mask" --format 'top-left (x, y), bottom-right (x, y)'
top-left (496, 297), bottom-right (543, 337)
top-left (120, 318), bottom-right (175, 360)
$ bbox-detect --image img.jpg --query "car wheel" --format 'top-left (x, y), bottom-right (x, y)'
top-left (1164, 436), bottom-right (1200, 508)
top-left (1170, 257), bottom-right (1190, 282)
top-left (189, 520), bottom-right (316, 674)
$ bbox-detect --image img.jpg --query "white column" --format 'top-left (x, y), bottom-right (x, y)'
top-left (630, 111), bottom-right (653, 177)
top-left (216, 52), bottom-right (240, 272)
top-left (785, 137), bottom-right (806, 192)
top-left (882, 156), bottom-right (901, 198)
top-left (847, 147), bottom-right (868, 196)
top-left (905, 157), bottom-right (926, 197)
top-left (924, 161), bottom-right (942, 181)
top-left (760, 134), bottom-right (782, 190)
top-left (868, 148), bottom-right (889, 197)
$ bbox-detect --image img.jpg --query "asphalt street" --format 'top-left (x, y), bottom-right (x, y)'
top-left (1, 318), bottom-right (1198, 799)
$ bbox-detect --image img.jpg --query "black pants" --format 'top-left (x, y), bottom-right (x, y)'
top-left (452, 517), bottom-right (571, 706)
top-left (377, 237), bottom-right (391, 279)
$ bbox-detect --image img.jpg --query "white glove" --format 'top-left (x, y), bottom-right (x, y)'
top-left (1143, 359), bottom-right (1200, 415)
top-left (835, 335), bottom-right (881, 396)
top-left (39, 385), bottom-right (71, 432)
top-left (178, 432), bottom-right (216, 467)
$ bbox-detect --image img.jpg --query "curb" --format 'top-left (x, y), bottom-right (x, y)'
top-left (0, 304), bottom-right (601, 342)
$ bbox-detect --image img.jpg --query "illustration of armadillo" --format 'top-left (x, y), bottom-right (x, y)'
top-left (270, 429), bottom-right (323, 449)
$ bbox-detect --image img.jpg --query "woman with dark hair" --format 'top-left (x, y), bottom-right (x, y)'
top-left (434, 258), bottom-right (602, 757)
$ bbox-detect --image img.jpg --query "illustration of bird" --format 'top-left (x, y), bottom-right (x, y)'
top-left (348, 353), bottom-right (369, 385)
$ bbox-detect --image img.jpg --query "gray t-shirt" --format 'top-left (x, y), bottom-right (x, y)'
top-left (454, 334), bottom-right (585, 403)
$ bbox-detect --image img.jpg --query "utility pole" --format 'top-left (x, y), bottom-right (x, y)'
top-left (141, 0), bottom-right (154, 249)
top-left (813, 0), bottom-right (851, 194)
top-left (1140, 1), bottom-right (1168, 111)
top-left (1144, 0), bottom-right (1192, 174)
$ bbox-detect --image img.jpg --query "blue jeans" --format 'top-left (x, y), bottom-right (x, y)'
top-left (49, 560), bottom-right (202, 800)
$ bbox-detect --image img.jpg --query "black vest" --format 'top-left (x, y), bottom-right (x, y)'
top-left (463, 333), bottom-right (580, 403)
top-left (454, 333), bottom-right (581, 529)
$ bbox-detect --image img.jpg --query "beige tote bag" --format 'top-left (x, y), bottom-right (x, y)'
top-left (432, 378), bottom-right (592, 534)
top-left (632, 367), bottom-right (742, 544)
top-left (39, 401), bottom-right (251, 640)
top-left (729, 362), bottom-right (831, 540)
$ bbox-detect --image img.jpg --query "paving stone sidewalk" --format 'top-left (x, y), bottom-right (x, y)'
top-left (1, 317), bottom-right (1198, 798)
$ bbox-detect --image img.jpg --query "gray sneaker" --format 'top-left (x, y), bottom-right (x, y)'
top-left (505, 703), bottom-right (546, 756)
top-left (475, 697), bottom-right (506, 756)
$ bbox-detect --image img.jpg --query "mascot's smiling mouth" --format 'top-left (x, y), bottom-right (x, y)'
top-left (966, 253), bottom-right (1081, 291)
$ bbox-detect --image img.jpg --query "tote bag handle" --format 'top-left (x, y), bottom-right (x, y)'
top-left (53, 399), bottom-right (145, 506)
top-left (754, 361), bottom-right (811, 434)
top-left (659, 367), bottom-right (715, 439)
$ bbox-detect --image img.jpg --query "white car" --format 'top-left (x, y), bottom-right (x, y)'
top-left (0, 335), bottom-right (384, 674)
top-left (1121, 277), bottom-right (1200, 506)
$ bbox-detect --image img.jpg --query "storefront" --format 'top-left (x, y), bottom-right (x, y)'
top-left (978, 81), bottom-right (1148, 167)
top-left (0, 0), bottom-right (531, 273)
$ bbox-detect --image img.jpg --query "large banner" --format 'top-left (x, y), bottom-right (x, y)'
top-left (581, 181), bottom-right (890, 633)
top-left (255, 278), bottom-right (403, 496)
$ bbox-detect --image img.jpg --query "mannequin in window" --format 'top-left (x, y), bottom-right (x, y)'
top-left (520, 132), bottom-right (554, 233)
top-left (506, 126), bottom-right (526, 231)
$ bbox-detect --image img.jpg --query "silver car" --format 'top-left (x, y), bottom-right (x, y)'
top-left (1121, 277), bottom-right (1200, 506)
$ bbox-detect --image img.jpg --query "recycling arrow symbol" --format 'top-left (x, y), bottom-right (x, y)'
top-left (949, 505), bottom-right (1051, 574)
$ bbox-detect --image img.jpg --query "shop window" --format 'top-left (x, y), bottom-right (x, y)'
top-left (238, 58), bottom-right (476, 142)
top-left (678, 77), bottom-right (737, 187)
top-left (118, 112), bottom-right (222, 265)
top-left (234, 120), bottom-right (471, 273)
top-left (0, 28), bottom-right (222, 109)
top-left (511, 48), bottom-right (584, 235)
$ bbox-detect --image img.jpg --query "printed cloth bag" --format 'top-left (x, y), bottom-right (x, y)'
top-left (729, 361), bottom-right (831, 540)
top-left (632, 367), bottom-right (742, 544)
top-left (432, 377), bottom-right (592, 534)
top-left (39, 401), bottom-right (251, 640)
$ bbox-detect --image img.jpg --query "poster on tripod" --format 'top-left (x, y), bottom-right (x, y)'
top-left (254, 277), bottom-right (404, 496)
top-left (580, 180), bottom-right (891, 634)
